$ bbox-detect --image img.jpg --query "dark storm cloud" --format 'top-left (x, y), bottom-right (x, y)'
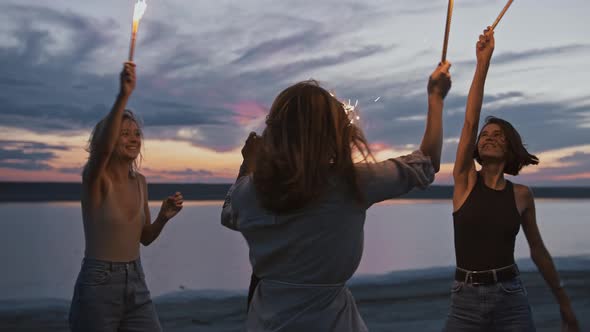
top-left (0, 2), bottom-right (588, 158)
top-left (0, 140), bottom-right (71, 171)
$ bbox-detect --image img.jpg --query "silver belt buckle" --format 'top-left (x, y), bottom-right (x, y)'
top-left (470, 271), bottom-right (482, 286)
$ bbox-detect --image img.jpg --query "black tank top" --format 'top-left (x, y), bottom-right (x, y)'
top-left (453, 172), bottom-right (521, 270)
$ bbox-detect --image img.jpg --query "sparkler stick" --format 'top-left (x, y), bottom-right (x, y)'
top-left (491, 0), bottom-right (514, 30)
top-left (129, 0), bottom-right (148, 61)
top-left (441, 0), bottom-right (454, 63)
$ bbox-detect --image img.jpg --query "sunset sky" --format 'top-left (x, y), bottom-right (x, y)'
top-left (0, 0), bottom-right (589, 185)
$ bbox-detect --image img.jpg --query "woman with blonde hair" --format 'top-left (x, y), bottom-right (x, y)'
top-left (69, 62), bottom-right (184, 331)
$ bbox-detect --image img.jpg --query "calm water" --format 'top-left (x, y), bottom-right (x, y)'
top-left (0, 199), bottom-right (588, 300)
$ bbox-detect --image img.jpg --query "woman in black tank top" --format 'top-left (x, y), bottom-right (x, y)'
top-left (444, 27), bottom-right (579, 331)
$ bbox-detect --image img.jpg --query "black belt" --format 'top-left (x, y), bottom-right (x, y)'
top-left (455, 264), bottom-right (519, 285)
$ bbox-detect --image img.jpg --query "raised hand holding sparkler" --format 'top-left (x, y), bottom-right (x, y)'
top-left (120, 62), bottom-right (136, 97)
top-left (428, 62), bottom-right (452, 100)
top-left (476, 27), bottom-right (495, 64)
top-left (129, 0), bottom-right (148, 61)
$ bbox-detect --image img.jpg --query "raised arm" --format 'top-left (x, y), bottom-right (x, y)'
top-left (84, 62), bottom-right (136, 186)
top-left (453, 28), bottom-right (494, 209)
top-left (421, 61), bottom-right (452, 172)
top-left (520, 187), bottom-right (580, 331)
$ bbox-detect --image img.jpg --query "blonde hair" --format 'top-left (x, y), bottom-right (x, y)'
top-left (83, 109), bottom-right (143, 178)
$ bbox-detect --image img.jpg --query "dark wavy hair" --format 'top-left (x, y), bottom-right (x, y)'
top-left (474, 116), bottom-right (539, 175)
top-left (83, 109), bottom-right (143, 178)
top-left (253, 80), bottom-right (373, 214)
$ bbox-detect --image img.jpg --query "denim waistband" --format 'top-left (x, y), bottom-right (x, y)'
top-left (82, 258), bottom-right (142, 272)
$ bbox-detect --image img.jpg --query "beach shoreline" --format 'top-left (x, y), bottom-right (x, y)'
top-left (1, 268), bottom-right (588, 331)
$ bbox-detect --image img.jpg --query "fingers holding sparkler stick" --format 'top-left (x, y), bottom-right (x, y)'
top-left (441, 0), bottom-right (454, 63)
top-left (428, 61), bottom-right (452, 99)
top-left (129, 0), bottom-right (148, 62)
top-left (491, 0), bottom-right (514, 30)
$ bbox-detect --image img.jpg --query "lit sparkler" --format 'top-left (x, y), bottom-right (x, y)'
top-left (129, 0), bottom-right (148, 61)
top-left (343, 99), bottom-right (360, 124)
top-left (330, 92), bottom-right (361, 125)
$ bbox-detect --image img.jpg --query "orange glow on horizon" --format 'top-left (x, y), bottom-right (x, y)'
top-left (1, 126), bottom-right (589, 185)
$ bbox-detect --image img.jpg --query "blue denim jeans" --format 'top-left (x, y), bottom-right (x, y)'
top-left (443, 277), bottom-right (535, 331)
top-left (69, 258), bottom-right (162, 332)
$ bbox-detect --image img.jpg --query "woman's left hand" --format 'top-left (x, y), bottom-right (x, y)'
top-left (158, 192), bottom-right (183, 221)
top-left (241, 132), bottom-right (261, 172)
top-left (560, 302), bottom-right (580, 331)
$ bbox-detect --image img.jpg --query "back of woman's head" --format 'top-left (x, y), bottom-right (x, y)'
top-left (474, 116), bottom-right (539, 175)
top-left (253, 80), bottom-right (372, 213)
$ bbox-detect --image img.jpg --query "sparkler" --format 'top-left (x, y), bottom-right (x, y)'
top-left (491, 0), bottom-right (514, 30)
top-left (441, 0), bottom-right (454, 63)
top-left (129, 0), bottom-right (148, 61)
top-left (343, 99), bottom-right (360, 125)
top-left (330, 92), bottom-right (361, 124)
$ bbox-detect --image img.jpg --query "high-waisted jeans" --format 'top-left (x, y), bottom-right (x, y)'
top-left (443, 276), bottom-right (535, 331)
top-left (69, 258), bottom-right (162, 332)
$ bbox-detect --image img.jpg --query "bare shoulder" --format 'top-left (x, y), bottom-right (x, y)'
top-left (136, 172), bottom-right (146, 183)
top-left (135, 172), bottom-right (148, 188)
top-left (513, 182), bottom-right (534, 214)
top-left (513, 183), bottom-right (533, 199)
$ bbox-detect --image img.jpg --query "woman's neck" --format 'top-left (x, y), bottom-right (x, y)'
top-left (107, 157), bottom-right (132, 182)
top-left (480, 163), bottom-right (506, 190)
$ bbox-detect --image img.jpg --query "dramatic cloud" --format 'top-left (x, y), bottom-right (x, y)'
top-left (0, 1), bottom-right (588, 184)
top-left (0, 140), bottom-right (70, 171)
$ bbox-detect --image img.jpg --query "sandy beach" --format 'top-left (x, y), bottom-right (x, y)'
top-left (1, 269), bottom-right (588, 332)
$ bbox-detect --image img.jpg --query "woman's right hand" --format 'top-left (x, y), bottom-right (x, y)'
top-left (427, 61), bottom-right (452, 99)
top-left (476, 27), bottom-right (495, 64)
top-left (120, 62), bottom-right (136, 97)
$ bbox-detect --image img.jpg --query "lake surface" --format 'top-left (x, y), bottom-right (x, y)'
top-left (0, 199), bottom-right (588, 300)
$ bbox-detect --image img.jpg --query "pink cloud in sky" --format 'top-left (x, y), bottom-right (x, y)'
top-left (140, 167), bottom-right (236, 183)
top-left (225, 101), bottom-right (268, 126)
top-left (369, 141), bottom-right (394, 153)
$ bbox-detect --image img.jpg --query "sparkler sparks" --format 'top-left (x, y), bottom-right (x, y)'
top-left (330, 92), bottom-right (362, 125)
top-left (343, 99), bottom-right (360, 124)
top-left (132, 0), bottom-right (148, 24)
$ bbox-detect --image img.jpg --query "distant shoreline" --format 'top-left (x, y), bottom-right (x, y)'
top-left (1, 256), bottom-right (589, 331)
top-left (1, 182), bottom-right (589, 202)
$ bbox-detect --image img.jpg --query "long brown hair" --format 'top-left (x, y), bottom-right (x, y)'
top-left (474, 116), bottom-right (539, 175)
top-left (253, 80), bottom-right (373, 214)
